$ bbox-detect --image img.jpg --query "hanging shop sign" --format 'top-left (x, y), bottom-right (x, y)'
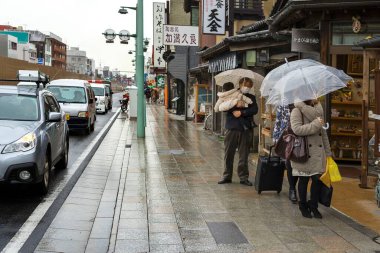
top-left (153, 2), bottom-right (166, 68)
top-left (202, 0), bottom-right (226, 35)
top-left (163, 25), bottom-right (199, 46)
top-left (157, 75), bottom-right (165, 87)
top-left (291, 28), bottom-right (320, 53)
top-left (208, 52), bottom-right (237, 73)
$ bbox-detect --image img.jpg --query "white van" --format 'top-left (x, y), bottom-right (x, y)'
top-left (90, 83), bottom-right (109, 114)
top-left (46, 79), bottom-right (96, 135)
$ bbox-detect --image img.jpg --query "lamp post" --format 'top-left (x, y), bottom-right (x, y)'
top-left (120, 3), bottom-right (145, 138)
top-left (103, 1), bottom-right (146, 137)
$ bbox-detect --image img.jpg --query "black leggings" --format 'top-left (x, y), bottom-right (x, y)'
top-left (285, 160), bottom-right (298, 191)
top-left (298, 174), bottom-right (321, 208)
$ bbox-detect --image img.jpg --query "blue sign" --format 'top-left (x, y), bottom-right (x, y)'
top-left (37, 58), bottom-right (44, 65)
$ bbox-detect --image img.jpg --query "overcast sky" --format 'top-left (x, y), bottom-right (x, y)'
top-left (0, 0), bottom-right (165, 76)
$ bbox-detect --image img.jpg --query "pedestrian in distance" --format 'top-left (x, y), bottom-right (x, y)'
top-left (273, 105), bottom-right (299, 204)
top-left (290, 100), bottom-right (332, 218)
top-left (218, 77), bottom-right (258, 186)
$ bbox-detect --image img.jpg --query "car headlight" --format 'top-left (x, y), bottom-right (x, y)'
top-left (2, 133), bottom-right (37, 154)
top-left (78, 111), bottom-right (89, 118)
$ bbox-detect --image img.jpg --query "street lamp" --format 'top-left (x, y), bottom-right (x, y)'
top-left (119, 2), bottom-right (146, 137)
top-left (103, 29), bottom-right (135, 44)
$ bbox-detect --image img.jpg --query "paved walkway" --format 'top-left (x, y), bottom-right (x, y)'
top-left (34, 106), bottom-right (380, 253)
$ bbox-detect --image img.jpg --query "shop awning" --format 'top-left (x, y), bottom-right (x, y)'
top-left (189, 63), bottom-right (209, 74)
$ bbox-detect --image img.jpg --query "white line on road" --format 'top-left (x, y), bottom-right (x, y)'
top-left (1, 108), bottom-right (121, 253)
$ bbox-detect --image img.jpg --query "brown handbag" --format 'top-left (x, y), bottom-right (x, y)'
top-left (274, 112), bottom-right (309, 163)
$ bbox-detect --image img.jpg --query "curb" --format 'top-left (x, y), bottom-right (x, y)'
top-left (4, 109), bottom-right (121, 253)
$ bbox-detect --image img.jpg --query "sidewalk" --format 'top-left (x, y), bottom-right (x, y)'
top-left (35, 106), bottom-right (380, 253)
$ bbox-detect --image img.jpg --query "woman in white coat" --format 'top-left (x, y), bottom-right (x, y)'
top-left (290, 100), bottom-right (332, 218)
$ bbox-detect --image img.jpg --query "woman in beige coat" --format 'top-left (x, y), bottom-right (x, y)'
top-left (290, 100), bottom-right (332, 218)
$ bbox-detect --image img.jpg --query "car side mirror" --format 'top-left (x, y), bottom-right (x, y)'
top-left (105, 93), bottom-right (109, 97)
top-left (89, 98), bottom-right (94, 104)
top-left (95, 98), bottom-right (98, 101)
top-left (111, 91), bottom-right (113, 95)
top-left (48, 112), bottom-right (61, 122)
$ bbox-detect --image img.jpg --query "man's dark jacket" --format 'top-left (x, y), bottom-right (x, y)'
top-left (225, 93), bottom-right (258, 131)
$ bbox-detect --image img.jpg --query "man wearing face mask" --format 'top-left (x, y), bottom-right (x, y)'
top-left (218, 77), bottom-right (258, 186)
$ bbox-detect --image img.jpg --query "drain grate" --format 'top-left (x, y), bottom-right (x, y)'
top-left (125, 144), bottom-right (132, 148)
top-left (207, 222), bottom-right (248, 244)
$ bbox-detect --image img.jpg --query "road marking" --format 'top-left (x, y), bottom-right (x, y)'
top-left (1, 108), bottom-right (121, 253)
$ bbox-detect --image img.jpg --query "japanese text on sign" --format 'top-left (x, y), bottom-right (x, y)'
top-left (153, 2), bottom-right (166, 68)
top-left (202, 0), bottom-right (225, 35)
top-left (163, 25), bottom-right (199, 46)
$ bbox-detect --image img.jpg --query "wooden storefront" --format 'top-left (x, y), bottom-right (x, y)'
top-left (269, 0), bottom-right (380, 187)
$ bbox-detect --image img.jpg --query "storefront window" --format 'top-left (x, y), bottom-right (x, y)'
top-left (332, 22), bottom-right (380, 45)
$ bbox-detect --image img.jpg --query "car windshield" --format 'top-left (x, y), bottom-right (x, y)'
top-left (0, 93), bottom-right (39, 121)
top-left (47, 86), bottom-right (86, 104)
top-left (92, 87), bottom-right (105, 96)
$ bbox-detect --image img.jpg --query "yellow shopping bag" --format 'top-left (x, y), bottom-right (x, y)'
top-left (327, 157), bottom-right (342, 183)
top-left (320, 168), bottom-right (331, 186)
top-left (321, 157), bottom-right (341, 185)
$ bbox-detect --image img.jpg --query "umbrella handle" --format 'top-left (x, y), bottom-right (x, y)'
top-left (322, 122), bottom-right (329, 130)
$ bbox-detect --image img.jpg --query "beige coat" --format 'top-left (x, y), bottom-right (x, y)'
top-left (290, 102), bottom-right (332, 176)
top-left (214, 88), bottom-right (252, 112)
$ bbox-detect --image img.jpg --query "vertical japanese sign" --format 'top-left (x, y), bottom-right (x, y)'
top-left (202, 0), bottom-right (225, 35)
top-left (153, 2), bottom-right (166, 68)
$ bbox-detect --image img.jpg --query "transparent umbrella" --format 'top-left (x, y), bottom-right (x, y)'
top-left (260, 59), bottom-right (322, 97)
top-left (266, 64), bottom-right (352, 129)
top-left (266, 65), bottom-right (352, 106)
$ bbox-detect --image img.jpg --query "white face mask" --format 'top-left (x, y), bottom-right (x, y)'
top-left (241, 87), bottom-right (251, 94)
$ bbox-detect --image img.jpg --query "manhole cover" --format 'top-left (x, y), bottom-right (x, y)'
top-left (207, 222), bottom-right (248, 244)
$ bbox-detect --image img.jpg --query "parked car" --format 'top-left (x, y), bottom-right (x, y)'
top-left (90, 83), bottom-right (109, 114)
top-left (0, 84), bottom-right (69, 194)
top-left (47, 79), bottom-right (96, 135)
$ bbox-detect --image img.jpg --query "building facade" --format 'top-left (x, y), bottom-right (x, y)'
top-left (0, 34), bottom-right (18, 59)
top-left (48, 33), bottom-right (66, 69)
top-left (66, 47), bottom-right (87, 74)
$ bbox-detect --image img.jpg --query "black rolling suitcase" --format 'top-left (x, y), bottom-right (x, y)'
top-left (255, 146), bottom-right (285, 194)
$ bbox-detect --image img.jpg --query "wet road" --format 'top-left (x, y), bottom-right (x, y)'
top-left (0, 93), bottom-right (123, 250)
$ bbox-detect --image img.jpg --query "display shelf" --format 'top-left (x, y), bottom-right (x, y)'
top-left (331, 132), bottom-right (362, 136)
top-left (331, 100), bottom-right (362, 105)
top-left (331, 117), bottom-right (362, 121)
top-left (333, 158), bottom-right (361, 161)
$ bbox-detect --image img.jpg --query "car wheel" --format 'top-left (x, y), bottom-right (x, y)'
top-left (37, 153), bottom-right (50, 194)
top-left (56, 137), bottom-right (69, 170)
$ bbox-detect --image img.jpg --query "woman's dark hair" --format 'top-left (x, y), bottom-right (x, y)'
top-left (222, 82), bottom-right (235, 92)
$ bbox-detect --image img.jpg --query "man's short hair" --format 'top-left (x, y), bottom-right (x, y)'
top-left (223, 82), bottom-right (235, 91)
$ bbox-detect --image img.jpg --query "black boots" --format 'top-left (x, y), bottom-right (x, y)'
top-left (289, 189), bottom-right (298, 204)
top-left (308, 201), bottom-right (322, 219)
top-left (299, 203), bottom-right (312, 218)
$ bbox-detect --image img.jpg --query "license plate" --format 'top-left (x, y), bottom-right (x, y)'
top-left (65, 114), bottom-right (70, 120)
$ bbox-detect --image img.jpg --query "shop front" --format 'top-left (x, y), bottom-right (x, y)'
top-left (268, 0), bottom-right (380, 187)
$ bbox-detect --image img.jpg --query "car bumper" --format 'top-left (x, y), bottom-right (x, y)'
top-left (0, 147), bottom-right (43, 183)
top-left (67, 117), bottom-right (89, 129)
top-left (96, 104), bottom-right (106, 113)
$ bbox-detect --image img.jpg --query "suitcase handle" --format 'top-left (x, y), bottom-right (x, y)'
top-left (268, 145), bottom-right (280, 163)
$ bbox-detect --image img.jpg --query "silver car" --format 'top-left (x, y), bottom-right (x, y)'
top-left (0, 85), bottom-right (69, 194)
